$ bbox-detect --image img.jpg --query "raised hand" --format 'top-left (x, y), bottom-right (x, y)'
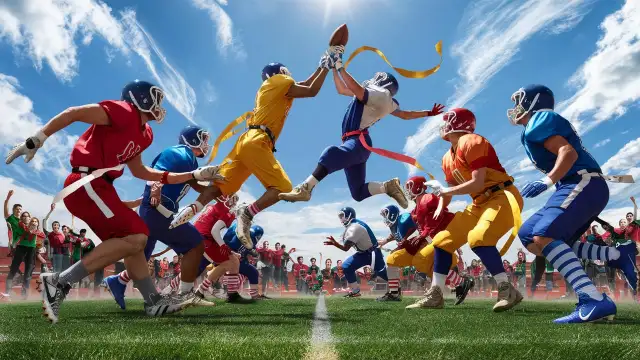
top-left (427, 103), bottom-right (445, 117)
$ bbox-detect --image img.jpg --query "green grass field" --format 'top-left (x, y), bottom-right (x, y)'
top-left (1, 296), bottom-right (640, 360)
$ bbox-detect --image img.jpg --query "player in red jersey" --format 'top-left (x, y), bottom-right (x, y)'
top-left (5, 80), bottom-right (224, 323)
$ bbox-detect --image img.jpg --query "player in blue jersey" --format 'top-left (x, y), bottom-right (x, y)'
top-left (376, 204), bottom-right (417, 301)
top-left (104, 125), bottom-right (214, 309)
top-left (279, 55), bottom-right (445, 209)
top-left (324, 207), bottom-right (388, 298)
top-left (509, 84), bottom-right (638, 323)
top-left (219, 222), bottom-right (265, 300)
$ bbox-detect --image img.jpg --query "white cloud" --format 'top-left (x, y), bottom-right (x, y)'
top-left (0, 74), bottom-right (76, 178)
top-left (202, 80), bottom-right (218, 103)
top-left (558, 0), bottom-right (640, 134)
top-left (191, 0), bottom-right (246, 60)
top-left (0, 175), bottom-right (99, 247)
top-left (404, 0), bottom-right (593, 165)
top-left (120, 10), bottom-right (197, 123)
top-left (0, 0), bottom-right (197, 123)
top-left (602, 137), bottom-right (640, 173)
top-left (594, 138), bottom-right (611, 148)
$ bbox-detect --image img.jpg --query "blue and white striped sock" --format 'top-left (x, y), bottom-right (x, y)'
top-left (543, 240), bottom-right (603, 301)
top-left (572, 241), bottom-right (620, 261)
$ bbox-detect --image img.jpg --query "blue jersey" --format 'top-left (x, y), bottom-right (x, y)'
top-left (142, 145), bottom-right (198, 212)
top-left (341, 86), bottom-right (399, 134)
top-left (223, 221), bottom-right (257, 257)
top-left (521, 111), bottom-right (601, 180)
top-left (391, 213), bottom-right (417, 240)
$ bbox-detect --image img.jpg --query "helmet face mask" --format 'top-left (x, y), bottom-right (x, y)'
top-left (363, 72), bottom-right (398, 96)
top-left (179, 126), bottom-right (210, 158)
top-left (338, 207), bottom-right (355, 227)
top-left (380, 206), bottom-right (399, 227)
top-left (404, 177), bottom-right (426, 200)
top-left (218, 193), bottom-right (239, 210)
top-left (507, 88), bottom-right (533, 125)
top-left (439, 109), bottom-right (476, 140)
top-left (507, 85), bottom-right (555, 125)
top-left (126, 85), bottom-right (167, 124)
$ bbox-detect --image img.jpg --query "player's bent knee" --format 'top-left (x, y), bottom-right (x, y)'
top-left (124, 234), bottom-right (148, 253)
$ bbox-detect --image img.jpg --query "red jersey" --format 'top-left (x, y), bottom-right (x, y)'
top-left (625, 222), bottom-right (640, 242)
top-left (257, 247), bottom-right (273, 265)
top-left (70, 101), bottom-right (153, 180)
top-left (194, 202), bottom-right (236, 238)
top-left (272, 248), bottom-right (285, 267)
top-left (411, 193), bottom-right (455, 239)
top-left (293, 263), bottom-right (309, 279)
top-left (442, 134), bottom-right (512, 204)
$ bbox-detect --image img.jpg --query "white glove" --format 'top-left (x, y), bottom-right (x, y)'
top-left (425, 180), bottom-right (446, 196)
top-left (328, 45), bottom-right (345, 70)
top-left (192, 165), bottom-right (225, 182)
top-left (5, 130), bottom-right (48, 165)
top-left (319, 53), bottom-right (331, 70)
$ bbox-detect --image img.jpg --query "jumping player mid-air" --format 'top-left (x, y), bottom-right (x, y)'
top-left (324, 207), bottom-right (388, 298)
top-left (170, 47), bottom-right (343, 248)
top-left (408, 108), bottom-right (524, 312)
top-left (103, 125), bottom-right (216, 309)
top-left (5, 81), bottom-right (223, 323)
top-left (278, 56), bottom-right (445, 209)
top-left (510, 84), bottom-right (638, 323)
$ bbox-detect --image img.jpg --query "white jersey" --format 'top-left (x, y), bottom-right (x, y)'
top-left (342, 222), bottom-right (375, 252)
top-left (341, 85), bottom-right (399, 134)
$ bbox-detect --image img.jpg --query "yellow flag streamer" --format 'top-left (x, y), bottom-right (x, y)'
top-left (344, 40), bottom-right (443, 79)
top-left (499, 189), bottom-right (523, 256)
top-left (207, 111), bottom-right (254, 164)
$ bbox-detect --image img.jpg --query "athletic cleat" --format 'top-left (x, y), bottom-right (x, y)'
top-left (406, 286), bottom-right (444, 309)
top-left (384, 178), bottom-right (408, 209)
top-left (257, 294), bottom-right (272, 300)
top-left (40, 272), bottom-right (71, 324)
top-left (344, 291), bottom-right (362, 298)
top-left (35, 277), bottom-right (43, 293)
top-left (493, 281), bottom-right (523, 312)
top-left (278, 183), bottom-right (313, 203)
top-left (190, 291), bottom-right (216, 307)
top-left (169, 204), bottom-right (198, 229)
top-left (103, 275), bottom-right (127, 310)
top-left (553, 293), bottom-right (616, 324)
top-left (454, 276), bottom-right (475, 305)
top-left (236, 206), bottom-right (254, 249)
top-left (607, 241), bottom-right (639, 293)
top-left (226, 292), bottom-right (255, 304)
top-left (0, 293), bottom-right (11, 303)
top-left (376, 291), bottom-right (402, 302)
top-left (212, 288), bottom-right (227, 299)
top-left (144, 293), bottom-right (187, 317)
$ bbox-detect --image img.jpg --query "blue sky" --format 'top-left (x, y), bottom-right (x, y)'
top-left (1, 0), bottom-right (639, 265)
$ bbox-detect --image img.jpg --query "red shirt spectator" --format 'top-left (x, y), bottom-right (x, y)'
top-left (272, 243), bottom-right (284, 267)
top-left (293, 258), bottom-right (309, 279)
top-left (257, 241), bottom-right (273, 265)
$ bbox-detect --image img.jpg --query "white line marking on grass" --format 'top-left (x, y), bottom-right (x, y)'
top-left (304, 295), bottom-right (338, 360)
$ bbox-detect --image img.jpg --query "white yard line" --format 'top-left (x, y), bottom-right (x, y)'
top-left (304, 295), bottom-right (338, 360)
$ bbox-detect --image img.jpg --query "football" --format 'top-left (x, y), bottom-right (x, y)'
top-left (329, 23), bottom-right (349, 46)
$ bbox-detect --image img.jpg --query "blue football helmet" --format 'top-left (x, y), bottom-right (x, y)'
top-left (121, 80), bottom-right (166, 123)
top-left (362, 72), bottom-right (399, 97)
top-left (508, 84), bottom-right (555, 125)
top-left (261, 63), bottom-right (291, 81)
top-left (250, 225), bottom-right (264, 244)
top-left (380, 205), bottom-right (400, 227)
top-left (338, 207), bottom-right (356, 227)
top-left (179, 125), bottom-right (210, 158)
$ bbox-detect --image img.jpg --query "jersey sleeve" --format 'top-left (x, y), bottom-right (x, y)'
top-left (265, 75), bottom-right (295, 97)
top-left (525, 111), bottom-right (572, 144)
top-left (153, 147), bottom-right (195, 173)
top-left (99, 100), bottom-right (136, 132)
top-left (458, 134), bottom-right (495, 171)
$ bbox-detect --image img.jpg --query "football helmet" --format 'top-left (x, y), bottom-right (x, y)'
top-left (380, 205), bottom-right (400, 227)
top-left (250, 225), bottom-right (264, 243)
top-left (362, 72), bottom-right (399, 97)
top-left (179, 125), bottom-right (210, 157)
top-left (508, 84), bottom-right (555, 125)
top-left (405, 176), bottom-right (428, 200)
top-left (121, 80), bottom-right (166, 123)
top-left (217, 193), bottom-right (239, 210)
top-left (338, 207), bottom-right (356, 227)
top-left (440, 108), bottom-right (476, 140)
top-left (262, 63), bottom-right (291, 81)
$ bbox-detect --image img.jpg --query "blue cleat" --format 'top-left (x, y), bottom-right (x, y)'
top-left (103, 275), bottom-right (127, 310)
top-left (553, 293), bottom-right (616, 324)
top-left (607, 241), bottom-right (639, 294)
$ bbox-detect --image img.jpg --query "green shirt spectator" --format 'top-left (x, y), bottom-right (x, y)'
top-left (4, 190), bottom-right (24, 246)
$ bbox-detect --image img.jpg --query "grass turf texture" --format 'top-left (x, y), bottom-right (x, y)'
top-left (325, 297), bottom-right (640, 360)
top-left (0, 298), bottom-right (316, 360)
top-left (2, 297), bottom-right (640, 360)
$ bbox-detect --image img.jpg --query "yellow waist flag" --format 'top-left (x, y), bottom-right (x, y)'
top-left (499, 189), bottom-right (523, 257)
top-left (206, 111), bottom-right (254, 164)
top-left (344, 40), bottom-right (443, 79)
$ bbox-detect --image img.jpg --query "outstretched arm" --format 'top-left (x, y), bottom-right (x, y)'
top-left (126, 155), bottom-right (223, 184)
top-left (338, 68), bottom-right (365, 101)
top-left (297, 68), bottom-right (323, 87)
top-left (286, 66), bottom-right (330, 99)
top-left (631, 197), bottom-right (637, 220)
top-left (392, 104), bottom-right (445, 120)
top-left (4, 190), bottom-right (12, 219)
top-left (441, 168), bottom-right (487, 196)
top-left (333, 70), bottom-right (354, 97)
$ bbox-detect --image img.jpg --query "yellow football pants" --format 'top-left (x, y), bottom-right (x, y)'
top-left (387, 246), bottom-right (457, 277)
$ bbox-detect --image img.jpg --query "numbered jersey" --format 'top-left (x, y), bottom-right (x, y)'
top-left (142, 145), bottom-right (198, 212)
top-left (521, 111), bottom-right (601, 179)
top-left (442, 134), bottom-right (513, 203)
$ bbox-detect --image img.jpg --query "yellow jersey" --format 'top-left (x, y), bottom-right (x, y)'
top-left (248, 74), bottom-right (295, 141)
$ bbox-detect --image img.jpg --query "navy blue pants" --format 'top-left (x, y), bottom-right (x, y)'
top-left (342, 248), bottom-right (388, 283)
top-left (318, 134), bottom-right (373, 201)
top-left (140, 204), bottom-right (203, 260)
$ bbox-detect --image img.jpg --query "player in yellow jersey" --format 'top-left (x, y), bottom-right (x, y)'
top-left (170, 47), bottom-right (344, 249)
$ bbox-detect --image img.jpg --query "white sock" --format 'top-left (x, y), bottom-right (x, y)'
top-left (193, 201), bottom-right (204, 212)
top-left (432, 272), bottom-right (447, 289)
top-left (493, 272), bottom-right (508, 284)
top-left (179, 281), bottom-right (194, 293)
top-left (304, 175), bottom-right (319, 189)
top-left (368, 182), bottom-right (385, 196)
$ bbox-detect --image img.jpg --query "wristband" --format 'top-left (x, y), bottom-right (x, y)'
top-left (160, 171), bottom-right (169, 184)
top-left (541, 176), bottom-right (554, 187)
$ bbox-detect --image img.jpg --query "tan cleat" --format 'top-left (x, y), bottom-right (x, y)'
top-left (236, 206), bottom-right (254, 250)
top-left (191, 291), bottom-right (216, 307)
top-left (278, 183), bottom-right (313, 203)
top-left (384, 178), bottom-right (408, 209)
top-left (405, 286), bottom-right (444, 309)
top-left (493, 281), bottom-right (523, 312)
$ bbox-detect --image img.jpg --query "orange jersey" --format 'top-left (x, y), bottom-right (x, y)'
top-left (442, 134), bottom-right (513, 203)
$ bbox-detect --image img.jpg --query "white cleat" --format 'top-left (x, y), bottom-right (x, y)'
top-left (169, 204), bottom-right (199, 229)
top-left (278, 183), bottom-right (313, 203)
top-left (40, 273), bottom-right (71, 324)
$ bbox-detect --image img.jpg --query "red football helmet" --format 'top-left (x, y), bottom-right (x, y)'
top-left (439, 108), bottom-right (476, 140)
top-left (217, 193), bottom-right (239, 210)
top-left (405, 176), bottom-right (427, 200)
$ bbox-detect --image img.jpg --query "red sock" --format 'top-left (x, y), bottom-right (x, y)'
top-left (170, 275), bottom-right (181, 290)
top-left (388, 279), bottom-right (400, 293)
top-left (225, 274), bottom-right (240, 294)
top-left (118, 271), bottom-right (131, 285)
top-left (445, 270), bottom-right (463, 287)
top-left (249, 288), bottom-right (259, 298)
top-left (198, 279), bottom-right (212, 293)
top-left (247, 203), bottom-right (261, 217)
